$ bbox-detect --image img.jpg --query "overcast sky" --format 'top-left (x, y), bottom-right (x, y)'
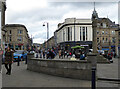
top-left (3, 0), bottom-right (118, 43)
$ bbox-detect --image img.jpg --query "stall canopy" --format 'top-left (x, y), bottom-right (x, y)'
top-left (71, 45), bottom-right (84, 49)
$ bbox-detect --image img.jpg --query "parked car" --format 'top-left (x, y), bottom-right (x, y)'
top-left (13, 50), bottom-right (27, 61)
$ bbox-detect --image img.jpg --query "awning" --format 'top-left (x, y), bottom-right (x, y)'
top-left (111, 45), bottom-right (115, 47)
top-left (71, 45), bottom-right (84, 49)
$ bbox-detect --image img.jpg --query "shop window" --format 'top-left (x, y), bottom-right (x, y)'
top-left (102, 31), bottom-right (104, 34)
top-left (112, 31), bottom-right (115, 35)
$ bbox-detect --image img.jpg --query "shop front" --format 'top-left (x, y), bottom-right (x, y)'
top-left (59, 41), bottom-right (92, 54)
top-left (15, 44), bottom-right (24, 50)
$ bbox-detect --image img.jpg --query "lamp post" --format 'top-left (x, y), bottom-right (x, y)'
top-left (74, 18), bottom-right (76, 46)
top-left (43, 22), bottom-right (49, 50)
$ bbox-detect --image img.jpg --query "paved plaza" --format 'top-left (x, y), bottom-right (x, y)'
top-left (0, 57), bottom-right (119, 88)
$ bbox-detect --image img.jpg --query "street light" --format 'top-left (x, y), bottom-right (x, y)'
top-left (43, 22), bottom-right (49, 50)
top-left (74, 18), bottom-right (76, 46)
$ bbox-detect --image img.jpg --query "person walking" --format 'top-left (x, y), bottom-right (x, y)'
top-left (4, 46), bottom-right (13, 75)
top-left (0, 48), bottom-right (3, 73)
top-left (59, 50), bottom-right (61, 58)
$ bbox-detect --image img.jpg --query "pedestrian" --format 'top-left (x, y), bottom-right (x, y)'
top-left (107, 52), bottom-right (113, 63)
top-left (80, 52), bottom-right (85, 60)
top-left (59, 50), bottom-right (61, 58)
top-left (0, 48), bottom-right (3, 73)
top-left (61, 50), bottom-right (64, 59)
top-left (39, 49), bottom-right (41, 58)
top-left (64, 50), bottom-right (67, 58)
top-left (43, 49), bottom-right (45, 59)
top-left (4, 46), bottom-right (14, 75)
top-left (113, 52), bottom-right (116, 58)
top-left (67, 51), bottom-right (69, 58)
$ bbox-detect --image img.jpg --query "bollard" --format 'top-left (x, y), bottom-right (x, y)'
top-left (17, 56), bottom-right (20, 66)
top-left (91, 67), bottom-right (96, 89)
top-left (25, 56), bottom-right (27, 64)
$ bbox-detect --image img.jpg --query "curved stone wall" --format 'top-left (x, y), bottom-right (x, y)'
top-left (27, 58), bottom-right (92, 80)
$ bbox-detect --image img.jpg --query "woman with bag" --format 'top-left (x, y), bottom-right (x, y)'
top-left (4, 46), bottom-right (13, 75)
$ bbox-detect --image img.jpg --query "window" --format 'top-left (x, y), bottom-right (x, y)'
top-left (18, 30), bottom-right (23, 34)
top-left (9, 37), bottom-right (12, 42)
top-left (63, 30), bottom-right (65, 42)
top-left (80, 27), bottom-right (81, 41)
top-left (97, 38), bottom-right (99, 42)
top-left (103, 23), bottom-right (106, 28)
top-left (67, 27), bottom-right (72, 41)
top-left (112, 31), bottom-right (115, 35)
top-left (106, 31), bottom-right (108, 34)
top-left (97, 30), bottom-right (99, 34)
top-left (9, 30), bottom-right (11, 34)
top-left (119, 32), bottom-right (120, 35)
top-left (86, 27), bottom-right (87, 40)
top-left (68, 27), bottom-right (70, 41)
top-left (97, 23), bottom-right (100, 27)
top-left (101, 23), bottom-right (103, 26)
top-left (102, 31), bottom-right (104, 34)
top-left (83, 27), bottom-right (85, 41)
top-left (17, 36), bottom-right (22, 42)
top-left (112, 37), bottom-right (115, 43)
top-left (70, 27), bottom-right (72, 41)
top-left (103, 38), bottom-right (104, 43)
top-left (106, 38), bottom-right (108, 42)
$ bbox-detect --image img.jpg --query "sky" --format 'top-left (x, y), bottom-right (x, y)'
top-left (2, 0), bottom-right (119, 43)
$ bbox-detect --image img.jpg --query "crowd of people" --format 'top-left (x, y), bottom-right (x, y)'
top-left (33, 48), bottom-right (86, 60)
top-left (58, 50), bottom-right (72, 59)
top-left (0, 45), bottom-right (117, 75)
top-left (34, 48), bottom-right (57, 59)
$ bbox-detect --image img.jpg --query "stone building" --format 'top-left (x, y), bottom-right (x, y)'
top-left (54, 8), bottom-right (118, 53)
top-left (92, 8), bottom-right (118, 52)
top-left (115, 28), bottom-right (120, 57)
top-left (4, 24), bottom-right (31, 50)
top-left (54, 18), bottom-right (93, 52)
top-left (47, 36), bottom-right (55, 49)
top-left (43, 36), bottom-right (55, 49)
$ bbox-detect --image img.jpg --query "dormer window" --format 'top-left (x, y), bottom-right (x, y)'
top-left (103, 23), bottom-right (106, 28)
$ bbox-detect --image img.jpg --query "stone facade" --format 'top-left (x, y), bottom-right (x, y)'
top-left (4, 24), bottom-right (31, 50)
top-left (43, 36), bottom-right (55, 49)
top-left (96, 18), bottom-right (118, 51)
top-left (91, 7), bottom-right (118, 52)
